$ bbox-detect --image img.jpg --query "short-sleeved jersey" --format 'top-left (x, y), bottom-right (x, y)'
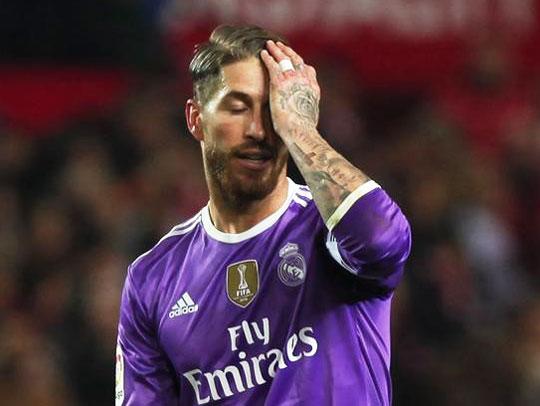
top-left (116, 179), bottom-right (411, 405)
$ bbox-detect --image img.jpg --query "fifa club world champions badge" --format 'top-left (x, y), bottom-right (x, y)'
top-left (278, 243), bottom-right (306, 287)
top-left (227, 260), bottom-right (259, 308)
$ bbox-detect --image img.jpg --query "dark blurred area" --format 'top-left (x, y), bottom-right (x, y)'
top-left (0, 0), bottom-right (164, 67)
top-left (1, 1), bottom-right (539, 405)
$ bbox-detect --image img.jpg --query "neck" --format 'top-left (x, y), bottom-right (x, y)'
top-left (208, 176), bottom-right (289, 234)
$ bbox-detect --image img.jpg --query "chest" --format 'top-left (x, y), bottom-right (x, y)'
top-left (156, 230), bottom-right (332, 373)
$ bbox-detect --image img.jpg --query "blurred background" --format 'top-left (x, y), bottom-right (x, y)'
top-left (0, 1), bottom-right (539, 405)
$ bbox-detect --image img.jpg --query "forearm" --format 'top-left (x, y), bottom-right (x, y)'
top-left (282, 125), bottom-right (369, 223)
top-left (260, 41), bottom-right (369, 222)
top-left (261, 42), bottom-right (410, 291)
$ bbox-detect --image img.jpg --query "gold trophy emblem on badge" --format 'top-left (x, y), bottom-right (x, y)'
top-left (226, 260), bottom-right (259, 307)
top-left (237, 264), bottom-right (249, 291)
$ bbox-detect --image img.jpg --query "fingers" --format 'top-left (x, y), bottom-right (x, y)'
top-left (265, 40), bottom-right (290, 65)
top-left (261, 46), bottom-right (295, 80)
top-left (264, 41), bottom-right (296, 79)
top-left (260, 49), bottom-right (281, 79)
top-left (275, 42), bottom-right (304, 70)
top-left (267, 41), bottom-right (316, 80)
top-left (261, 40), bottom-right (318, 88)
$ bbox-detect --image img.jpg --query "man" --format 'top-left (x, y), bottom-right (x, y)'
top-left (116, 24), bottom-right (411, 405)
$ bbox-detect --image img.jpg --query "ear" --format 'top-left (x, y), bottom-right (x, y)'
top-left (185, 98), bottom-right (204, 141)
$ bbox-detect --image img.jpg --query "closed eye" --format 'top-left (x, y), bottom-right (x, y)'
top-left (230, 107), bottom-right (248, 114)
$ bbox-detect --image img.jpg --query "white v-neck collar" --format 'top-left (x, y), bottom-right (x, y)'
top-left (202, 178), bottom-right (295, 244)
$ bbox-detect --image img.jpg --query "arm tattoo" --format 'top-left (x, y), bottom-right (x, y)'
top-left (288, 131), bottom-right (368, 222)
top-left (275, 80), bottom-right (367, 222)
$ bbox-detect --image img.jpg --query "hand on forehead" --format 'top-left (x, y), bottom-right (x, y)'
top-left (262, 40), bottom-right (306, 75)
top-left (259, 39), bottom-right (320, 131)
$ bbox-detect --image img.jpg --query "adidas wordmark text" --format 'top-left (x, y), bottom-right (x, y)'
top-left (169, 292), bottom-right (198, 318)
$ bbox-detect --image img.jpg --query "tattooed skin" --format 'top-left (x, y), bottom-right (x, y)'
top-left (285, 127), bottom-right (368, 222)
top-left (278, 83), bottom-right (319, 126)
top-left (262, 44), bottom-right (368, 223)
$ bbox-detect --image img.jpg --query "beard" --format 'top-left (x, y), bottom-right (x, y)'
top-left (203, 139), bottom-right (287, 209)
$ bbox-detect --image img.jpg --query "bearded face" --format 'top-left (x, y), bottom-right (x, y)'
top-left (196, 57), bottom-right (288, 207)
top-left (203, 126), bottom-right (288, 207)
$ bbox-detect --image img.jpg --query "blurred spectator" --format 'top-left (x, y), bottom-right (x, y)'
top-left (503, 116), bottom-right (540, 281)
top-left (510, 299), bottom-right (540, 405)
top-left (434, 33), bottom-right (534, 159)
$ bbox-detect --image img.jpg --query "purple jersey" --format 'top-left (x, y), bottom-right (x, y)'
top-left (116, 179), bottom-right (411, 405)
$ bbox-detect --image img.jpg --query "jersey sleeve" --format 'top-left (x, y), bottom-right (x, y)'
top-left (116, 266), bottom-right (178, 405)
top-left (325, 180), bottom-right (411, 295)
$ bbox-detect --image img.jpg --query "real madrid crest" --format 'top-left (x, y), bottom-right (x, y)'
top-left (277, 243), bottom-right (307, 287)
top-left (226, 260), bottom-right (259, 308)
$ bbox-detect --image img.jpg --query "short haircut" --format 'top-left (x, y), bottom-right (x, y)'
top-left (189, 24), bottom-right (288, 105)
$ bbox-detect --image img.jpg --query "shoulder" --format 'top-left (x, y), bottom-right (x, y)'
top-left (283, 179), bottom-right (327, 226)
top-left (290, 182), bottom-right (314, 209)
top-left (128, 210), bottom-right (203, 287)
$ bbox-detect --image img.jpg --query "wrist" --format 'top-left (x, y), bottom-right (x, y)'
top-left (278, 122), bottom-right (319, 147)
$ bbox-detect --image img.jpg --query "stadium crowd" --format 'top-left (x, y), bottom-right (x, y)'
top-left (1, 25), bottom-right (539, 406)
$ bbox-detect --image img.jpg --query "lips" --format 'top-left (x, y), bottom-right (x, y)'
top-left (234, 149), bottom-right (273, 170)
top-left (235, 149), bottom-right (273, 161)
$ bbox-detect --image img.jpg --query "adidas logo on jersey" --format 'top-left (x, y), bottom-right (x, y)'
top-left (169, 292), bottom-right (198, 318)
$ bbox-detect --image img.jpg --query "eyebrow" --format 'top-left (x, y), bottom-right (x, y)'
top-left (221, 91), bottom-right (253, 105)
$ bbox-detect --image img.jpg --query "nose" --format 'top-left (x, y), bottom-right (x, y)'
top-left (246, 109), bottom-right (266, 141)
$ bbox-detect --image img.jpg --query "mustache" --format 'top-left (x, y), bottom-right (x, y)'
top-left (231, 141), bottom-right (276, 159)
